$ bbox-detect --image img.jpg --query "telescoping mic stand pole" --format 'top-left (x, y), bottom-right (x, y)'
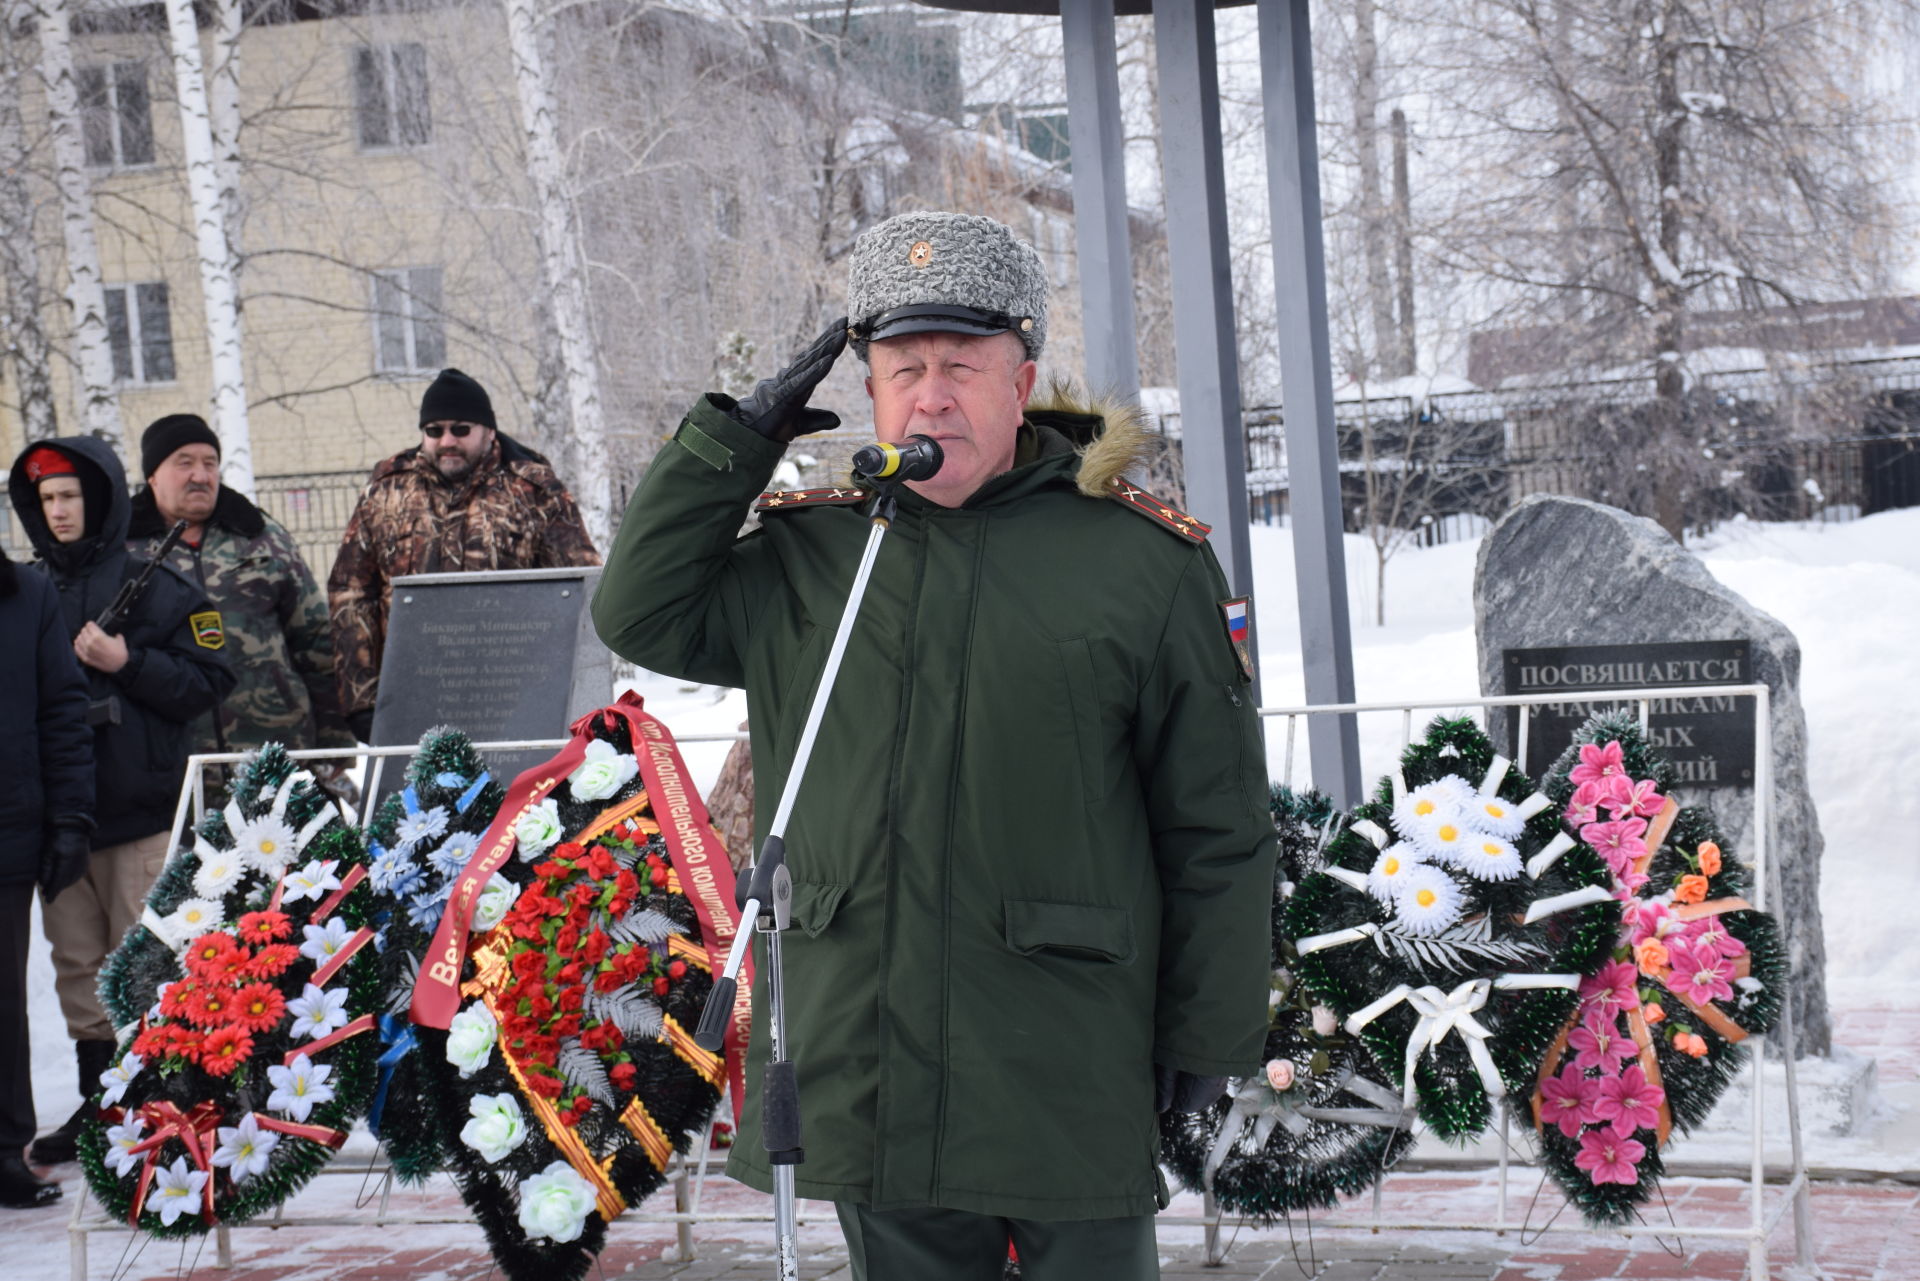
top-left (694, 435), bottom-right (943, 1281)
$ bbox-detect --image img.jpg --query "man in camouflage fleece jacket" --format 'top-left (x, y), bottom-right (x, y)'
top-left (129, 414), bottom-right (356, 780)
top-left (326, 368), bottom-right (601, 739)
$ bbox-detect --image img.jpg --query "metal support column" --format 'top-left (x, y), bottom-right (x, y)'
top-left (1060, 0), bottom-right (1140, 403)
top-left (1152, 0), bottom-right (1258, 696)
top-left (1256, 0), bottom-right (1361, 804)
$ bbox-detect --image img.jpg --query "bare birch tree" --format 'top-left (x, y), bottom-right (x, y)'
top-left (505, 0), bottom-right (609, 546)
top-left (163, 0), bottom-right (252, 493)
top-left (0, 14), bottom-right (55, 440)
top-left (29, 0), bottom-right (120, 452)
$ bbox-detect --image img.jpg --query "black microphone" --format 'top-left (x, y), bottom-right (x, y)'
top-left (851, 434), bottom-right (944, 483)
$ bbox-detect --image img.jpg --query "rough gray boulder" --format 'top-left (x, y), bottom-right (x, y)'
top-left (1474, 495), bottom-right (1829, 1056)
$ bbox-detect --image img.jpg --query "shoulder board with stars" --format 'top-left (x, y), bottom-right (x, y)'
top-left (1103, 476), bottom-right (1211, 542)
top-left (753, 486), bottom-right (868, 512)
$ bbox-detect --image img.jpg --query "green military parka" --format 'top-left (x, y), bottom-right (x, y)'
top-left (592, 393), bottom-right (1276, 1220)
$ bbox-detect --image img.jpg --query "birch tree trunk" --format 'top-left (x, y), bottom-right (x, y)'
top-left (1351, 0), bottom-right (1400, 377)
top-left (30, 0), bottom-right (122, 452)
top-left (504, 0), bottom-right (610, 548)
top-left (0, 18), bottom-right (57, 440)
top-left (207, 0), bottom-right (244, 269)
top-left (163, 0), bottom-right (253, 495)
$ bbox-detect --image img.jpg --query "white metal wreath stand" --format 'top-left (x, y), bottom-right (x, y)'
top-left (68, 691), bottom-right (1810, 1279)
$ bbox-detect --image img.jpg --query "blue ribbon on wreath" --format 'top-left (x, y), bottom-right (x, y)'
top-left (367, 1013), bottom-right (419, 1137)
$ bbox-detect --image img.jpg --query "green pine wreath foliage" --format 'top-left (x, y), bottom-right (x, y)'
top-left (358, 728), bottom-right (507, 1184)
top-left (429, 709), bottom-right (725, 1281)
top-left (1161, 786), bottom-right (1417, 1222)
top-left (79, 745), bottom-right (378, 1235)
top-left (1281, 717), bottom-right (1619, 1140)
top-left (1529, 714), bottom-right (1787, 1226)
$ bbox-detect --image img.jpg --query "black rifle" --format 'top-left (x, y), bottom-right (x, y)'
top-left (97, 518), bottom-right (188, 635)
top-left (85, 518), bottom-right (188, 727)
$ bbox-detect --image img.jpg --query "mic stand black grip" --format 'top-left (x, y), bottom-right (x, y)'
top-left (694, 482), bottom-right (904, 1281)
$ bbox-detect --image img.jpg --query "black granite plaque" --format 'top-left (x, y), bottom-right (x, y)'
top-left (1503, 640), bottom-right (1754, 788)
top-left (369, 568), bottom-right (607, 794)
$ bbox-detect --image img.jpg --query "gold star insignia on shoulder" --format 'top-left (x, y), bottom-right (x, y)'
top-left (753, 487), bottom-right (869, 513)
top-left (1102, 476), bottom-right (1211, 541)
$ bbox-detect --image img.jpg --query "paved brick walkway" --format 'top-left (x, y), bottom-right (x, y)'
top-left (11, 1002), bottom-right (1916, 1281)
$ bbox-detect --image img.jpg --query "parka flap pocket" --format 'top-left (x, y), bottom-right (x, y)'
top-left (1003, 899), bottom-right (1135, 964)
top-left (789, 880), bottom-right (849, 939)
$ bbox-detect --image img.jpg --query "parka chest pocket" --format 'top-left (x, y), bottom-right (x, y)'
top-left (1003, 899), bottom-right (1135, 965)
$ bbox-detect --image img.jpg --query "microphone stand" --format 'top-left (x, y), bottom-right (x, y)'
top-left (694, 452), bottom-right (928, 1280)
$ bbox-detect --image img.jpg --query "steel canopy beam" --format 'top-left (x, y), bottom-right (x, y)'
top-left (1060, 0), bottom-right (1140, 403)
top-left (1152, 0), bottom-right (1257, 699)
top-left (1257, 0), bottom-right (1361, 805)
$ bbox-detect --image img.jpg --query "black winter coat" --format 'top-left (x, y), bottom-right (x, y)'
top-left (7, 437), bottom-right (234, 848)
top-left (0, 551), bottom-right (94, 886)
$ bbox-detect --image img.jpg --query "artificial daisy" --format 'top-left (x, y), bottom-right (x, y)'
top-left (1406, 811), bottom-right (1476, 866)
top-left (367, 845), bottom-right (415, 893)
top-left (1454, 834), bottom-right (1523, 882)
top-left (1391, 777), bottom-right (1473, 845)
top-left (191, 848), bottom-right (248, 899)
top-left (1463, 793), bottom-right (1527, 839)
top-left (395, 805), bottom-right (451, 852)
top-left (1391, 863), bottom-right (1465, 936)
top-left (429, 830), bottom-right (482, 880)
top-left (230, 814), bottom-right (301, 875)
top-left (1365, 843), bottom-right (1426, 906)
top-left (160, 898), bottom-right (225, 946)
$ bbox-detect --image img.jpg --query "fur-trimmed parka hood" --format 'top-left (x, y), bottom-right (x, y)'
top-left (1023, 382), bottom-right (1159, 498)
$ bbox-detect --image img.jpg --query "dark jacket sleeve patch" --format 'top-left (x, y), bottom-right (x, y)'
top-left (1103, 476), bottom-right (1211, 541)
top-left (1218, 596), bottom-right (1254, 683)
top-left (190, 610), bottom-right (226, 650)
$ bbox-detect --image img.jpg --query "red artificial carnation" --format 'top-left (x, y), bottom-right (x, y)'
top-left (667, 960), bottom-right (688, 981)
top-left (557, 961), bottom-right (584, 986)
top-left (236, 910), bottom-right (292, 943)
top-left (554, 926), bottom-right (582, 956)
top-left (525, 1071), bottom-right (564, 1099)
top-left (533, 893), bottom-right (569, 919)
top-left (246, 944), bottom-right (300, 980)
top-left (232, 982), bottom-right (287, 1033)
top-left (649, 866), bottom-right (669, 888)
top-left (534, 859), bottom-right (568, 881)
top-left (528, 992), bottom-right (554, 1021)
top-left (553, 1014), bottom-right (582, 1038)
top-left (615, 870), bottom-right (641, 901)
top-left (512, 950), bottom-right (547, 981)
top-left (652, 977), bottom-right (671, 997)
top-left (609, 1061), bottom-right (637, 1091)
top-left (594, 969), bottom-right (624, 994)
top-left (582, 932), bottom-right (610, 965)
top-left (197, 1025), bottom-right (255, 1076)
top-left (186, 932), bottom-right (244, 976)
top-left (558, 985), bottom-right (585, 1013)
top-left (553, 842), bottom-right (586, 863)
top-left (584, 847), bottom-right (616, 880)
top-left (568, 883), bottom-right (598, 909)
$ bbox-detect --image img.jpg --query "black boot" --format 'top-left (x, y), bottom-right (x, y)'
top-left (0, 1152), bottom-right (60, 1208)
top-left (26, 1039), bottom-right (115, 1166)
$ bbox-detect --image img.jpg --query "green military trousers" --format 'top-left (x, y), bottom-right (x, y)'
top-left (835, 1202), bottom-right (1159, 1281)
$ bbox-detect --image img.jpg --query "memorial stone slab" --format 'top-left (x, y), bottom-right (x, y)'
top-left (1474, 495), bottom-right (1829, 1056)
top-left (370, 567), bottom-right (609, 794)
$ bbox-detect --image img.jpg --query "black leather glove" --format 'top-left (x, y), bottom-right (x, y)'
top-left (1154, 1062), bottom-right (1229, 1115)
top-left (39, 824), bottom-right (91, 903)
top-left (717, 318), bottom-right (848, 444)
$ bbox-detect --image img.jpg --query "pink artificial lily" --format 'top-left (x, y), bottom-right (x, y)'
top-left (1570, 740), bottom-right (1627, 789)
top-left (1575, 1126), bottom-right (1647, 1186)
top-left (1539, 1067), bottom-right (1598, 1139)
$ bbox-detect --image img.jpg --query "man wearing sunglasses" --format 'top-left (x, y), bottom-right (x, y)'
top-left (326, 368), bottom-right (601, 741)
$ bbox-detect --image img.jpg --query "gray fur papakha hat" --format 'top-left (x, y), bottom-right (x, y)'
top-left (846, 211), bottom-right (1048, 362)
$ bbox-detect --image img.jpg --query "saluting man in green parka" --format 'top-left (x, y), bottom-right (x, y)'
top-left (593, 211), bottom-right (1277, 1279)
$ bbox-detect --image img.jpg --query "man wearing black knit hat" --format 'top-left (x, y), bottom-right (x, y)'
top-left (327, 368), bottom-right (601, 740)
top-left (130, 414), bottom-right (355, 803)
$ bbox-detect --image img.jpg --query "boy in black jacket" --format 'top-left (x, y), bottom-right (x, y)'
top-left (6, 438), bottom-right (233, 1166)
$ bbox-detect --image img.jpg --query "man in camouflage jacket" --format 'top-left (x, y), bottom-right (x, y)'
top-left (130, 415), bottom-right (355, 782)
top-left (327, 368), bottom-right (601, 738)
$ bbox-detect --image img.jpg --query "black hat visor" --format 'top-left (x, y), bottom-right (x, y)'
top-left (856, 304), bottom-right (1023, 344)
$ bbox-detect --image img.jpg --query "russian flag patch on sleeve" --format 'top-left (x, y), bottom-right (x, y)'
top-left (1218, 596), bottom-right (1253, 683)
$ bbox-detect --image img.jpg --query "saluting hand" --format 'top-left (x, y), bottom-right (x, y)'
top-left (74, 621), bottom-right (130, 673)
top-left (721, 317), bottom-right (849, 444)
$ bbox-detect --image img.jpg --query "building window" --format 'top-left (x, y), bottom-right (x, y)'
top-left (103, 283), bottom-right (176, 383)
top-left (78, 62), bottom-right (154, 168)
top-left (352, 43), bottom-right (431, 148)
top-left (372, 267), bottom-right (446, 372)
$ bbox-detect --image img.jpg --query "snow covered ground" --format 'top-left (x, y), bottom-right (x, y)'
top-left (20, 504), bottom-right (1920, 1168)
